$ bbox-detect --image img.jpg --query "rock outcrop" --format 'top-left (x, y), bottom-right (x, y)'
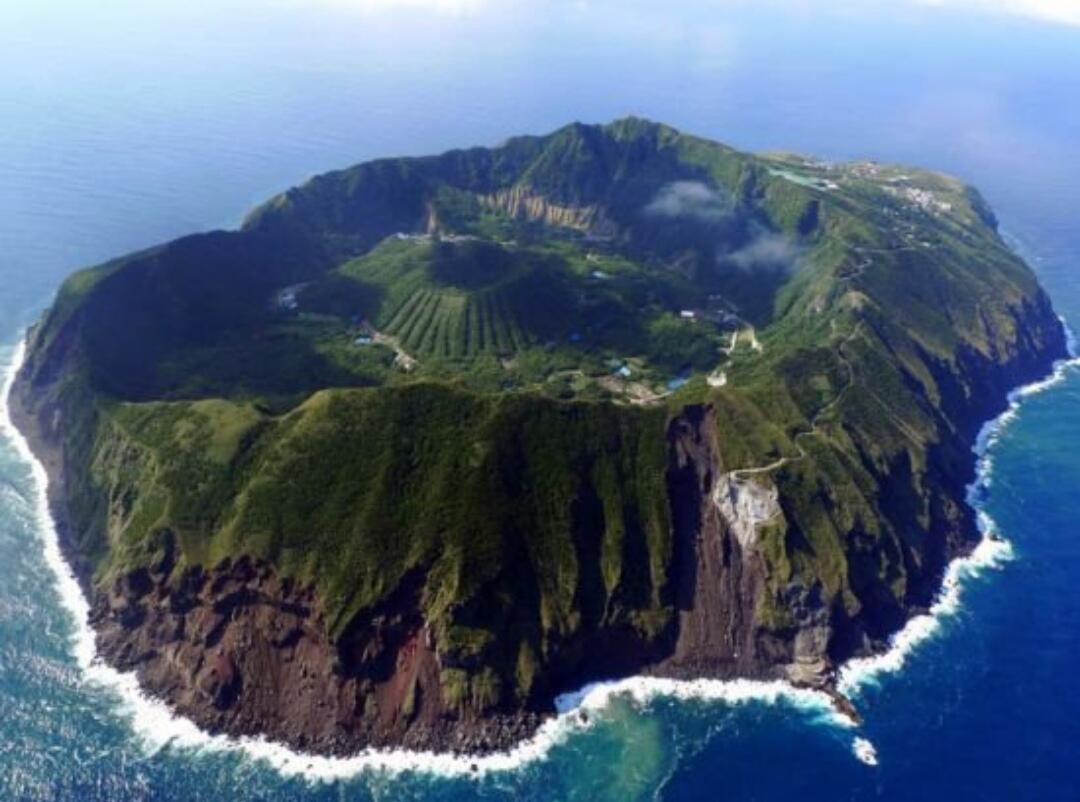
top-left (657, 405), bottom-right (778, 679)
top-left (478, 187), bottom-right (617, 236)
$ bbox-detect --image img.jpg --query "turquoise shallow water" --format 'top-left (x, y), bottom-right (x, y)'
top-left (2, 3), bottom-right (1079, 799)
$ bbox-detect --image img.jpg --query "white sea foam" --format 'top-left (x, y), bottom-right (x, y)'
top-left (553, 675), bottom-right (845, 723)
top-left (852, 736), bottom-right (878, 766)
top-left (1064, 316), bottom-right (1078, 359)
top-left (838, 336), bottom-right (1080, 697)
top-left (3, 324), bottom-right (1078, 779)
top-left (836, 535), bottom-right (1014, 694)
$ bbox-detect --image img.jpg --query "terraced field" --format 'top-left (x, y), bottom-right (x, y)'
top-left (382, 288), bottom-right (528, 357)
top-left (293, 233), bottom-right (737, 386)
top-left (314, 237), bottom-right (581, 360)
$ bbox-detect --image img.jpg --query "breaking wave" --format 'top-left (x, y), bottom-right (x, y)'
top-left (839, 325), bottom-right (1080, 695)
top-left (852, 736), bottom-right (878, 766)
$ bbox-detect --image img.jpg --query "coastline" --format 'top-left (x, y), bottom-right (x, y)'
top-left (3, 325), bottom-right (1077, 779)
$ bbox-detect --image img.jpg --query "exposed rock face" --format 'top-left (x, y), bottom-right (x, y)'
top-left (654, 406), bottom-right (785, 680)
top-left (91, 550), bottom-right (543, 756)
top-left (780, 584), bottom-right (834, 687)
top-left (652, 407), bottom-right (837, 689)
top-left (479, 187), bottom-right (617, 235)
top-left (712, 471), bottom-right (781, 551)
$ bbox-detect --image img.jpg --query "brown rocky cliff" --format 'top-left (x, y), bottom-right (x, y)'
top-left (91, 551), bottom-right (542, 756)
top-left (652, 405), bottom-right (823, 685)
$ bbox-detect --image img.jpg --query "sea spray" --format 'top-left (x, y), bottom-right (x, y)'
top-left (3, 332), bottom-right (1078, 780)
top-left (836, 536), bottom-right (1014, 695)
top-left (852, 737), bottom-right (878, 767)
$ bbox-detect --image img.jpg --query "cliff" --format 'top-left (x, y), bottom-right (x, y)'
top-left (10, 118), bottom-right (1068, 755)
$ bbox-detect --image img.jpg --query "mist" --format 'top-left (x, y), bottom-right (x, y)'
top-left (644, 181), bottom-right (734, 223)
top-left (725, 229), bottom-right (801, 274)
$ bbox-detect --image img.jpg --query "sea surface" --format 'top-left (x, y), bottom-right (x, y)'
top-left (2, 2), bottom-right (1079, 800)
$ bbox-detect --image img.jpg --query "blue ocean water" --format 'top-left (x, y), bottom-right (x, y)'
top-left (2, 3), bottom-right (1079, 799)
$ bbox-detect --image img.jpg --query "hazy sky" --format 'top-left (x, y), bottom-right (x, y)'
top-left (298, 0), bottom-right (1080, 27)
top-left (1, 0), bottom-right (1078, 318)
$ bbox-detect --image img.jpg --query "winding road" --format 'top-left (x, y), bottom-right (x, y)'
top-left (727, 239), bottom-right (936, 479)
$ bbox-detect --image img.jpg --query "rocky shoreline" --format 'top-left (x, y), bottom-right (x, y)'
top-left (7, 298), bottom-right (1068, 757)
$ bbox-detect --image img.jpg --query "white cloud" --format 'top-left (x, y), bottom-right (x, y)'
top-left (309, 0), bottom-right (496, 15)
top-left (645, 181), bottom-right (734, 222)
top-left (705, 0), bottom-right (1080, 27)
top-left (701, 0), bottom-right (1080, 27)
top-left (726, 231), bottom-right (801, 273)
top-left (914, 0), bottom-right (1080, 27)
top-left (296, 0), bottom-right (1080, 27)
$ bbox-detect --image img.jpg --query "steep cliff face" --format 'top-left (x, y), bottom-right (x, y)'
top-left (10, 118), bottom-right (1070, 755)
top-left (658, 406), bottom-right (780, 680)
top-left (91, 553), bottom-right (545, 755)
top-left (478, 187), bottom-right (616, 234)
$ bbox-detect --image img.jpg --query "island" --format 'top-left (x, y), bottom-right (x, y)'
top-left (9, 118), bottom-right (1067, 756)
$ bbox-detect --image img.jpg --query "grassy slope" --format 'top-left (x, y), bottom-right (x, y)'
top-left (90, 384), bottom-right (670, 706)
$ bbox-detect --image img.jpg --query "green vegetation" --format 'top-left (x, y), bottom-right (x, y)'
top-left (20, 118), bottom-right (1064, 710)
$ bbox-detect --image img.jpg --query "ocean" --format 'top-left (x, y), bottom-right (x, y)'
top-left (1, 2), bottom-right (1079, 799)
